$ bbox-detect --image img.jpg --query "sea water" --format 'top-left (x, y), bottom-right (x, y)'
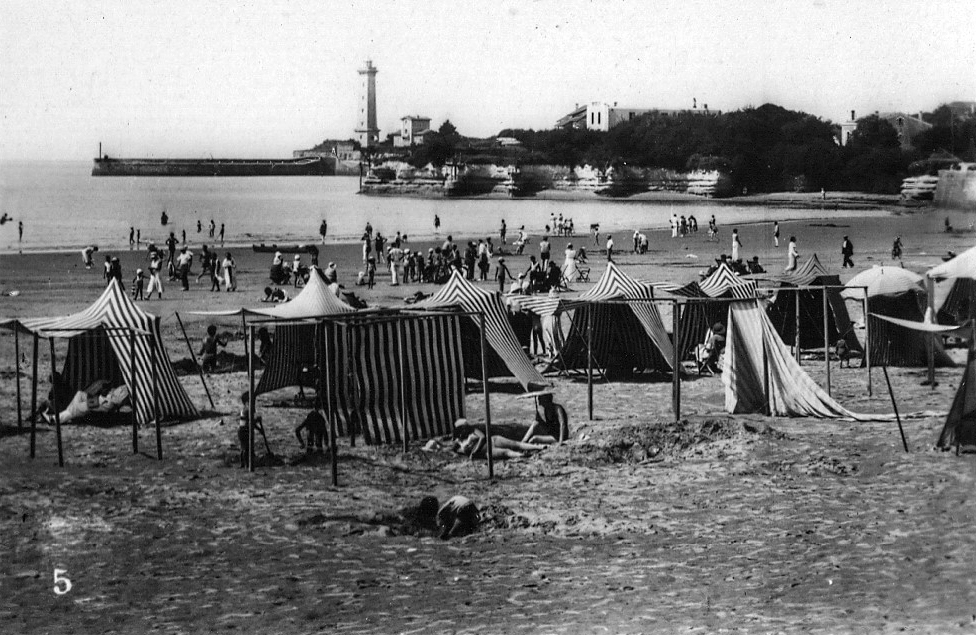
top-left (1, 160), bottom-right (854, 253)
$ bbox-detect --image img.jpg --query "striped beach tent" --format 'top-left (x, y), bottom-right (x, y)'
top-left (414, 270), bottom-right (546, 390)
top-left (723, 299), bottom-right (872, 419)
top-left (763, 254), bottom-right (861, 353)
top-left (697, 263), bottom-right (758, 299)
top-left (550, 261), bottom-right (675, 376)
top-left (928, 246), bottom-right (976, 325)
top-left (2, 278), bottom-right (197, 424)
top-left (327, 312), bottom-right (466, 445)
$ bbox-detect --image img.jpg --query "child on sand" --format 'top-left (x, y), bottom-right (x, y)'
top-left (294, 406), bottom-right (327, 453)
top-left (132, 269), bottom-right (145, 301)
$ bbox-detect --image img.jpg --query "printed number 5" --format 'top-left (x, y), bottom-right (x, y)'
top-left (53, 569), bottom-right (72, 595)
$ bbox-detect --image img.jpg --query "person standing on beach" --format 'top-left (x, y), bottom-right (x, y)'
top-left (129, 227), bottom-right (135, 249)
top-left (132, 268), bottom-right (145, 301)
top-left (165, 232), bottom-right (178, 270)
top-left (18, 221), bottom-right (23, 244)
top-left (160, 210), bottom-right (168, 226)
top-left (494, 257), bottom-right (512, 293)
top-left (689, 215), bottom-right (698, 233)
top-left (772, 221), bottom-right (780, 247)
top-left (196, 219), bottom-right (202, 233)
top-left (181, 229), bottom-right (186, 245)
top-left (500, 219), bottom-right (507, 245)
top-left (731, 229), bottom-right (742, 262)
top-left (103, 255), bottom-right (112, 282)
top-left (147, 252), bottom-right (163, 299)
top-left (539, 235), bottom-right (551, 266)
top-left (222, 252), bottom-right (236, 291)
top-left (434, 214), bottom-right (441, 235)
top-left (671, 213), bottom-right (678, 238)
top-left (219, 224), bottom-right (225, 246)
top-left (841, 236), bottom-right (855, 268)
top-left (136, 229), bottom-right (141, 247)
top-left (785, 236), bottom-right (799, 271)
top-left (319, 219), bottom-right (328, 244)
top-left (606, 235), bottom-right (614, 262)
top-left (209, 219), bottom-right (215, 238)
top-left (177, 246), bottom-right (192, 291)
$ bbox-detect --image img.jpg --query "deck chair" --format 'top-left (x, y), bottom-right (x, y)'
top-left (695, 326), bottom-right (726, 376)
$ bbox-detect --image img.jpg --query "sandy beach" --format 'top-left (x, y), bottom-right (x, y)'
top-left (2, 201), bottom-right (976, 633)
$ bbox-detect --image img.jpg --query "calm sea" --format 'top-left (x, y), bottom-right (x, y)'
top-left (1, 160), bottom-right (862, 253)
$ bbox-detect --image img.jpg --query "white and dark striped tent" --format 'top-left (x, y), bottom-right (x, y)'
top-left (723, 299), bottom-right (874, 419)
top-left (187, 267), bottom-right (357, 395)
top-left (1, 278), bottom-right (197, 424)
top-left (322, 312), bottom-right (467, 445)
top-left (654, 263), bottom-right (756, 362)
top-left (928, 245), bottom-right (976, 326)
top-left (759, 255), bottom-right (862, 353)
top-left (521, 262), bottom-right (675, 377)
top-left (414, 270), bottom-right (546, 390)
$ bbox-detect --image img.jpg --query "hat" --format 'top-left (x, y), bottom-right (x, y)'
top-left (136, 268), bottom-right (143, 275)
top-left (712, 322), bottom-right (726, 335)
top-left (498, 257), bottom-right (505, 263)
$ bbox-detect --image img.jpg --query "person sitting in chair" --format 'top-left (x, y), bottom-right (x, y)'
top-left (522, 393), bottom-right (569, 445)
top-left (545, 259), bottom-right (562, 291)
top-left (699, 322), bottom-right (726, 375)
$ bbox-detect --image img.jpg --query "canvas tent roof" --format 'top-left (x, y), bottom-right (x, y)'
top-left (938, 344), bottom-right (976, 449)
top-left (927, 244), bottom-right (976, 282)
top-left (415, 270), bottom-right (546, 390)
top-left (0, 278), bottom-right (197, 424)
top-left (188, 266), bottom-right (355, 319)
top-left (656, 263), bottom-right (757, 299)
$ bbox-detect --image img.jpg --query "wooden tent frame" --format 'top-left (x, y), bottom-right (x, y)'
top-left (244, 308), bottom-right (497, 484)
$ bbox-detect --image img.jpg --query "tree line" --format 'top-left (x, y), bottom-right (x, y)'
top-left (399, 103), bottom-right (975, 195)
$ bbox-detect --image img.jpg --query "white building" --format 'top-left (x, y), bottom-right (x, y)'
top-left (393, 115), bottom-right (431, 147)
top-left (556, 101), bottom-right (718, 131)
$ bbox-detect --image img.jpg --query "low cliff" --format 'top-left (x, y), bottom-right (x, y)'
top-left (359, 162), bottom-right (734, 198)
top-left (935, 164), bottom-right (976, 210)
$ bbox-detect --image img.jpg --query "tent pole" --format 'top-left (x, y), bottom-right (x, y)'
top-left (926, 276), bottom-right (936, 389)
top-left (864, 290), bottom-right (872, 396)
top-left (479, 312), bottom-right (494, 480)
top-left (49, 338), bottom-right (63, 467)
top-left (763, 333), bottom-right (771, 416)
top-left (882, 364), bottom-right (909, 453)
top-left (175, 311), bottom-right (216, 410)
top-left (321, 322), bottom-right (338, 487)
top-left (151, 336), bottom-right (162, 460)
top-left (396, 319), bottom-right (409, 453)
top-left (672, 300), bottom-right (680, 422)
top-left (794, 290), bottom-right (801, 363)
top-left (823, 287), bottom-right (831, 397)
top-left (30, 334), bottom-right (38, 458)
top-left (130, 329), bottom-right (138, 454)
top-left (587, 306), bottom-right (594, 421)
top-left (248, 324), bottom-right (256, 472)
top-left (14, 327), bottom-right (22, 429)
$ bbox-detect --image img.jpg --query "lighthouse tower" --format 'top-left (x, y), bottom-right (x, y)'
top-left (355, 59), bottom-right (379, 148)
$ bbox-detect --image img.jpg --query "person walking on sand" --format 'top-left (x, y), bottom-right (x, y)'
top-left (785, 236), bottom-right (799, 271)
top-left (606, 235), bottom-right (614, 262)
top-left (841, 236), bottom-right (855, 268)
top-left (773, 221), bottom-right (780, 247)
top-left (219, 223), bottom-right (225, 246)
top-left (731, 228), bottom-right (742, 262)
top-left (319, 219), bottom-right (328, 244)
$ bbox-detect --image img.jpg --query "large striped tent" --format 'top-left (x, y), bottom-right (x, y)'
top-left (1, 278), bottom-right (197, 424)
top-left (655, 263), bottom-right (756, 361)
top-left (325, 312), bottom-right (467, 445)
top-left (414, 270), bottom-right (546, 390)
top-left (841, 266), bottom-right (953, 367)
top-left (723, 299), bottom-right (872, 419)
top-left (534, 261), bottom-right (675, 377)
top-left (762, 255), bottom-right (861, 353)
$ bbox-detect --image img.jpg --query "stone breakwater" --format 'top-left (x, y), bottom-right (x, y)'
top-left (359, 162), bottom-right (734, 198)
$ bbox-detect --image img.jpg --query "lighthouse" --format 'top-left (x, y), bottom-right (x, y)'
top-left (355, 59), bottom-right (379, 148)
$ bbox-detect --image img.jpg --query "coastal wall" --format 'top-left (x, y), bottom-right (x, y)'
top-left (935, 163), bottom-right (976, 210)
top-left (359, 162), bottom-right (734, 198)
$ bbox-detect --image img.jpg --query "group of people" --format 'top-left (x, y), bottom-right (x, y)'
top-left (670, 213), bottom-right (700, 238)
top-left (546, 213), bottom-right (575, 237)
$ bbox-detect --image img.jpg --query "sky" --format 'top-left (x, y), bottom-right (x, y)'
top-left (1, 0), bottom-right (973, 160)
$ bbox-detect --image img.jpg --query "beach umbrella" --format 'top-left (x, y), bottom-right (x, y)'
top-left (840, 266), bottom-right (924, 299)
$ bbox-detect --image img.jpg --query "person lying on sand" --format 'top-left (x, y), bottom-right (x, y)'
top-left (453, 427), bottom-right (547, 460)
